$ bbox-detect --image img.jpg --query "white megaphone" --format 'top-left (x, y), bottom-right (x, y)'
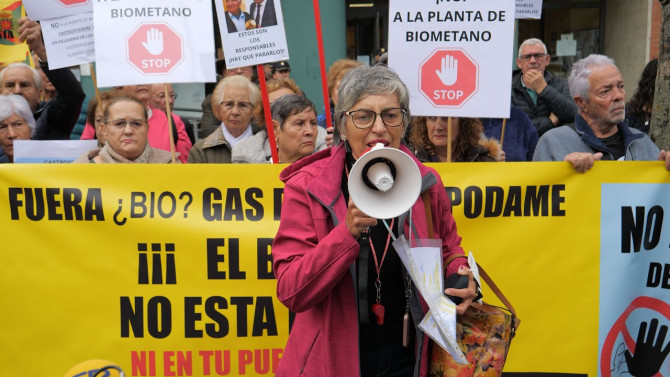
top-left (348, 143), bottom-right (422, 219)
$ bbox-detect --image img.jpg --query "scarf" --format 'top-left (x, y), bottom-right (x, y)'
top-left (98, 142), bottom-right (151, 163)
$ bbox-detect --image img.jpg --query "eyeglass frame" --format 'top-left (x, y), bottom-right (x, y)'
top-left (105, 118), bottom-right (147, 130)
top-left (344, 108), bottom-right (407, 129)
top-left (518, 52), bottom-right (547, 61)
top-left (220, 100), bottom-right (255, 112)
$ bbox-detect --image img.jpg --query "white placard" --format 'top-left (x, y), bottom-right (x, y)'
top-left (388, 0), bottom-right (515, 118)
top-left (515, 0), bottom-right (543, 20)
top-left (215, 0), bottom-right (289, 68)
top-left (13, 140), bottom-right (98, 163)
top-left (556, 34), bottom-right (577, 57)
top-left (22, 0), bottom-right (91, 21)
top-left (41, 12), bottom-right (95, 70)
top-left (93, 0), bottom-right (216, 88)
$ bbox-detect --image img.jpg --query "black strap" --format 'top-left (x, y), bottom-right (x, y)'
top-left (357, 233), bottom-right (370, 323)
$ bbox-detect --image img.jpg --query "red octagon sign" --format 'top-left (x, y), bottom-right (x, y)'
top-left (127, 23), bottom-right (183, 75)
top-left (419, 48), bottom-right (478, 108)
top-left (56, 0), bottom-right (90, 6)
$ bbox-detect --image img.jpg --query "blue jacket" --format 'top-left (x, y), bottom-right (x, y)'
top-left (533, 114), bottom-right (659, 162)
top-left (481, 106), bottom-right (538, 161)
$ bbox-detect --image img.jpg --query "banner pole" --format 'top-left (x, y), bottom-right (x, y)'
top-left (164, 83), bottom-right (177, 164)
top-left (312, 0), bottom-right (333, 131)
top-left (447, 116), bottom-right (452, 163)
top-left (257, 64), bottom-right (279, 163)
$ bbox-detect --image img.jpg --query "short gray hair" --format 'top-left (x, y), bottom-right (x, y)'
top-left (335, 64), bottom-right (410, 137)
top-left (518, 38), bottom-right (547, 57)
top-left (0, 94), bottom-right (36, 135)
top-left (271, 94), bottom-right (316, 129)
top-left (0, 62), bottom-right (42, 90)
top-left (211, 75), bottom-right (261, 120)
top-left (568, 54), bottom-right (617, 100)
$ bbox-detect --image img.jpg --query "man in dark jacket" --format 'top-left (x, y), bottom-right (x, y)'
top-left (511, 38), bottom-right (576, 137)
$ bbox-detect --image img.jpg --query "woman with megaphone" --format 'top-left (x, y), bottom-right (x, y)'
top-left (272, 64), bottom-right (478, 377)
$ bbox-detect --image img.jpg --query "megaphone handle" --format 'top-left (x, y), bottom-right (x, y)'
top-left (422, 191), bottom-right (435, 239)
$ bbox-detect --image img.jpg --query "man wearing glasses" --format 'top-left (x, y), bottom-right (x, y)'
top-left (512, 38), bottom-right (577, 137)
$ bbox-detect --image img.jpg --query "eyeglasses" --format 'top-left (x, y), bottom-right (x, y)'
top-left (345, 108), bottom-right (406, 129)
top-left (0, 119), bottom-right (27, 134)
top-left (221, 101), bottom-right (254, 112)
top-left (106, 119), bottom-right (146, 129)
top-left (519, 53), bottom-right (546, 61)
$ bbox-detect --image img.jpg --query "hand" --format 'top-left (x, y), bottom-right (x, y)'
top-left (345, 197), bottom-right (377, 239)
top-left (18, 17), bottom-right (46, 62)
top-left (549, 112), bottom-right (560, 126)
top-left (564, 152), bottom-right (602, 173)
top-left (523, 70), bottom-right (548, 94)
top-left (435, 55), bottom-right (458, 86)
top-left (624, 318), bottom-right (670, 377)
top-left (497, 150), bottom-right (506, 162)
top-left (658, 150), bottom-right (670, 171)
top-left (444, 266), bottom-right (477, 315)
top-left (142, 28), bottom-right (164, 56)
top-left (325, 126), bottom-right (334, 148)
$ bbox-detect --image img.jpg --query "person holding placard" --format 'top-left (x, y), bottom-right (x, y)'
top-left (189, 75), bottom-right (261, 163)
top-left (272, 65), bottom-right (477, 377)
top-left (0, 18), bottom-right (84, 143)
top-left (511, 38), bottom-right (576, 137)
top-left (74, 96), bottom-right (178, 164)
top-left (149, 83), bottom-right (196, 145)
top-left (409, 116), bottom-right (502, 163)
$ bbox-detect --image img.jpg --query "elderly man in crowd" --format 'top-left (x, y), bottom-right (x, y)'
top-left (533, 54), bottom-right (670, 172)
top-left (511, 38), bottom-right (576, 137)
top-left (149, 83), bottom-right (195, 145)
top-left (0, 18), bottom-right (85, 162)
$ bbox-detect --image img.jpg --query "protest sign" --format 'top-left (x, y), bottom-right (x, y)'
top-left (0, 0), bottom-right (31, 68)
top-left (2, 162), bottom-right (670, 376)
top-left (21, 0), bottom-right (91, 21)
top-left (13, 139), bottom-right (98, 163)
top-left (388, 0), bottom-right (515, 118)
top-left (215, 0), bottom-right (289, 68)
top-left (516, 0), bottom-right (543, 20)
top-left (93, 0), bottom-right (215, 88)
top-left (41, 12), bottom-right (95, 70)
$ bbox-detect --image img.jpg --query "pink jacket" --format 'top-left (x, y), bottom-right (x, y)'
top-left (80, 107), bottom-right (191, 163)
top-left (272, 144), bottom-right (467, 377)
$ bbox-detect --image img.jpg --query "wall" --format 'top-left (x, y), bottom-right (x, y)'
top-left (605, 0), bottom-right (653, 101)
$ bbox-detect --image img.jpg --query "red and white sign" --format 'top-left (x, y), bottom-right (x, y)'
top-left (388, 0), bottom-right (515, 118)
top-left (22, 0), bottom-right (92, 20)
top-left (419, 49), bottom-right (478, 108)
top-left (56, 0), bottom-right (90, 6)
top-left (94, 0), bottom-right (215, 87)
top-left (127, 23), bottom-right (183, 75)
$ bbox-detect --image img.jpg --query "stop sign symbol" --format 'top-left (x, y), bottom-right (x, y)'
top-left (419, 48), bottom-right (478, 108)
top-left (127, 23), bottom-right (183, 75)
top-left (56, 0), bottom-right (90, 6)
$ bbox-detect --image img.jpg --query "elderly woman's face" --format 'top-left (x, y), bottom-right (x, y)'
top-left (102, 100), bottom-right (149, 160)
top-left (275, 108), bottom-right (317, 164)
top-left (0, 114), bottom-right (31, 161)
top-left (426, 116), bottom-right (459, 147)
top-left (219, 86), bottom-right (254, 137)
top-left (343, 94), bottom-right (405, 159)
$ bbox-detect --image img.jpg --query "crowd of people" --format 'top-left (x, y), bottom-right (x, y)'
top-left (4, 12), bottom-right (670, 377)
top-left (1, 17), bottom-right (668, 171)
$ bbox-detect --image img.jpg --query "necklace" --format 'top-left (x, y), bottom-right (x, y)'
top-left (369, 218), bottom-right (394, 325)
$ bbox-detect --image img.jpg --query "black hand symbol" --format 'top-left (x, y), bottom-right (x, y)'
top-left (625, 318), bottom-right (670, 377)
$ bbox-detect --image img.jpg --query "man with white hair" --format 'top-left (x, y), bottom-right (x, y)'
top-left (1, 18), bottom-right (84, 140)
top-left (511, 38), bottom-right (576, 136)
top-left (533, 54), bottom-right (670, 172)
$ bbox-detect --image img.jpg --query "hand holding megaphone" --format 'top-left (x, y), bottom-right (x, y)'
top-left (345, 197), bottom-right (378, 239)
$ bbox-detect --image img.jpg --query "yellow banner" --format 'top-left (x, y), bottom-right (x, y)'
top-left (1, 161), bottom-right (669, 376)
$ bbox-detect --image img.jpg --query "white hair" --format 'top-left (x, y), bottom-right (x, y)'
top-left (568, 54), bottom-right (617, 100)
top-left (0, 62), bottom-right (42, 90)
top-left (0, 94), bottom-right (36, 135)
top-left (518, 38), bottom-right (547, 57)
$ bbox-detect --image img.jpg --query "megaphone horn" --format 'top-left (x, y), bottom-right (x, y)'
top-left (348, 143), bottom-right (422, 219)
